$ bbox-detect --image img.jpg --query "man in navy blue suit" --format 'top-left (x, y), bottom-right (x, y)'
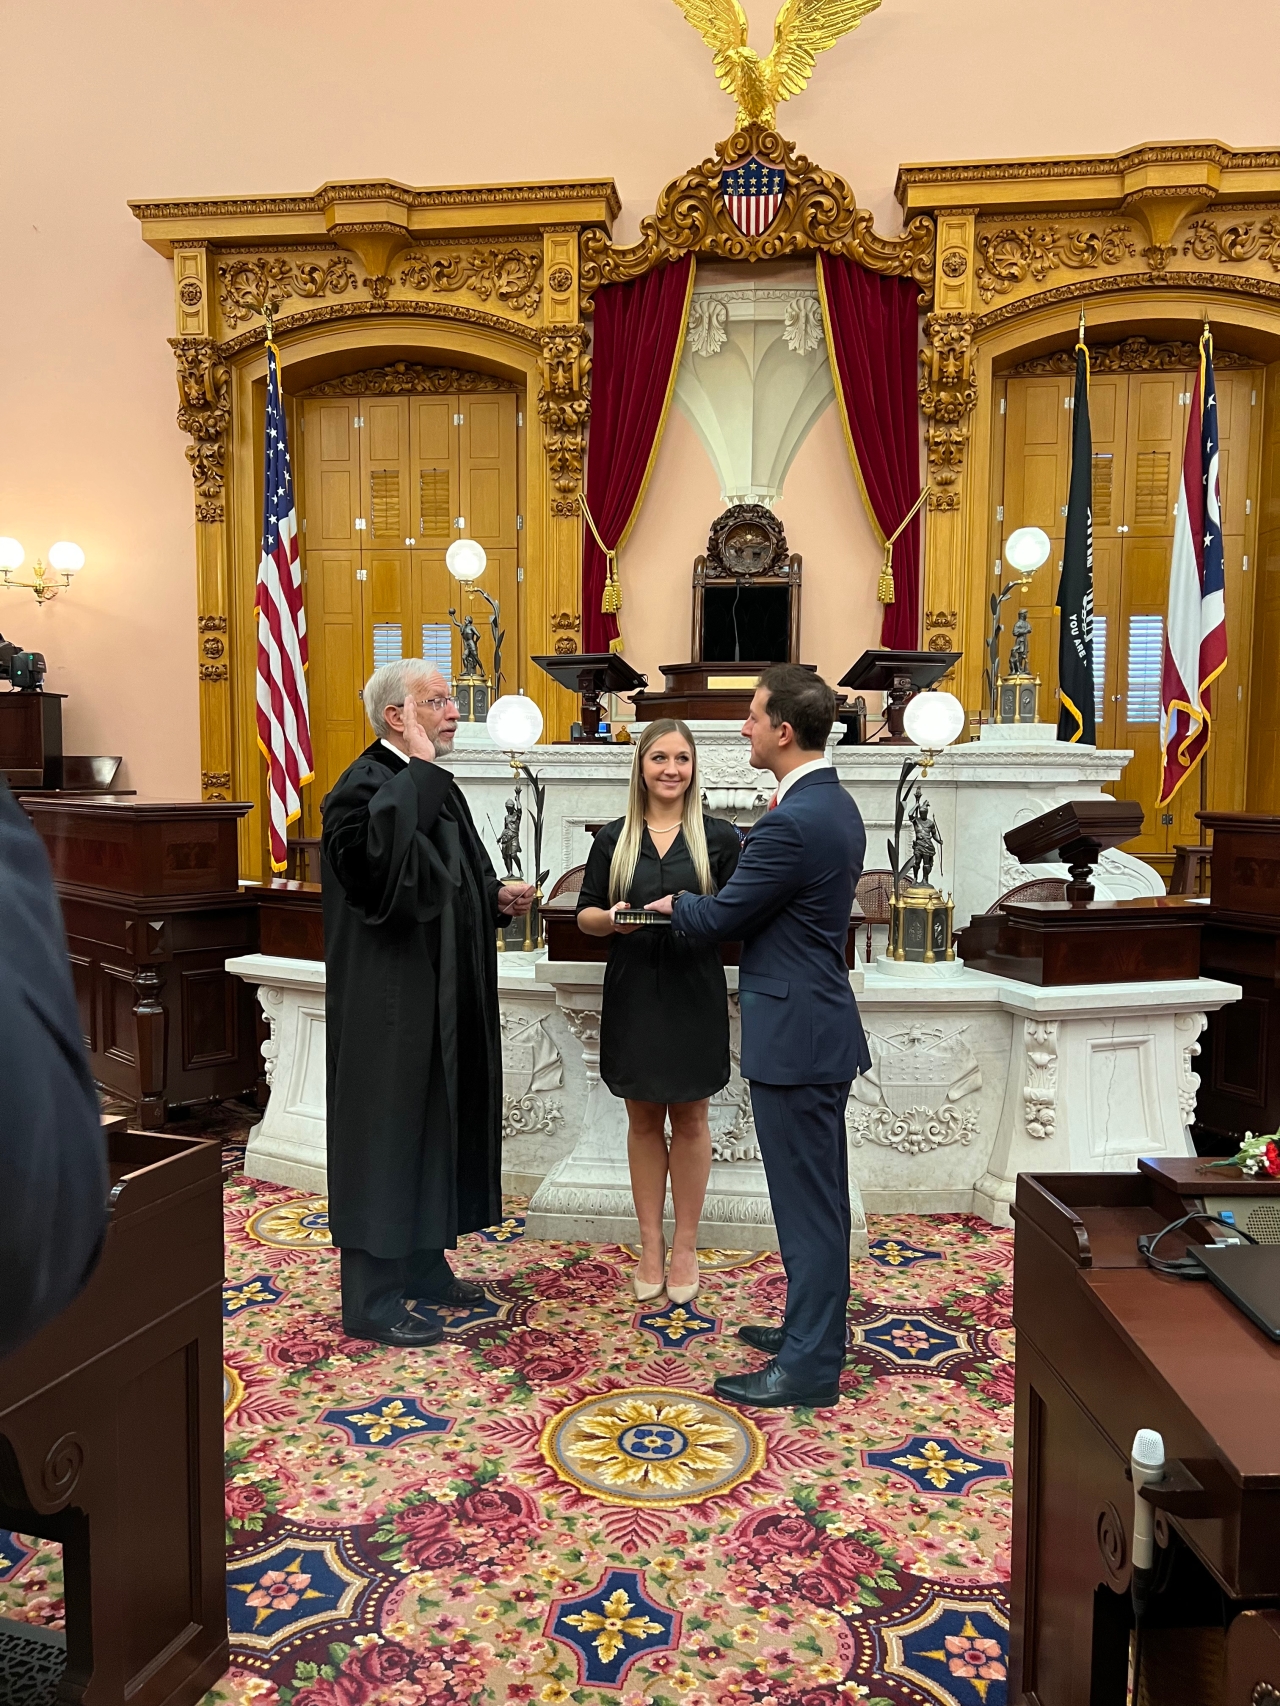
top-left (649, 665), bottom-right (869, 1408)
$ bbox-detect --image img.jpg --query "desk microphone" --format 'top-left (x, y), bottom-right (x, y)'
top-left (1130, 1427), bottom-right (1165, 1616)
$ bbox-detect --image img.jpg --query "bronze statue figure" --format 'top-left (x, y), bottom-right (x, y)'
top-left (1008, 607), bottom-right (1032, 678)
top-left (907, 787), bottom-right (943, 887)
top-left (498, 791), bottom-right (523, 878)
top-left (450, 609), bottom-right (483, 680)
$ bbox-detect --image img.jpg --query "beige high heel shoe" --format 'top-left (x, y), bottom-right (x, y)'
top-left (631, 1241), bottom-right (667, 1304)
top-left (665, 1254), bottom-right (700, 1306)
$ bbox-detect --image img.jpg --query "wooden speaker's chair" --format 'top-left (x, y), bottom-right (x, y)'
top-left (987, 877), bottom-right (1068, 910)
top-left (855, 868), bottom-right (895, 963)
top-left (548, 864), bottom-right (587, 900)
top-left (692, 504), bottom-right (802, 666)
top-left (285, 837), bottom-right (322, 884)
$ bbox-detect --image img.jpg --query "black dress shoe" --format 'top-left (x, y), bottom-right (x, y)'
top-left (713, 1359), bottom-right (840, 1410)
top-left (737, 1324), bottom-right (784, 1355)
top-left (346, 1312), bottom-right (445, 1349)
top-left (411, 1277), bottom-right (486, 1307)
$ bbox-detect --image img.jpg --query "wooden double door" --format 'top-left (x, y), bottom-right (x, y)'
top-left (998, 363), bottom-right (1260, 858)
top-left (297, 388), bottom-right (520, 822)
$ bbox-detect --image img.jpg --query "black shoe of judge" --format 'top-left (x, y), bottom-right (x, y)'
top-left (347, 1311), bottom-right (445, 1350)
top-left (713, 1359), bottom-right (840, 1410)
top-left (412, 1275), bottom-right (485, 1307)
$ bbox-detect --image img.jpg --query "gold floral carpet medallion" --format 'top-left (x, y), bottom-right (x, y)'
top-left (245, 1195), bottom-right (332, 1248)
top-left (541, 1387), bottom-right (766, 1507)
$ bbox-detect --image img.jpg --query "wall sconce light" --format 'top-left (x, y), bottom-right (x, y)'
top-left (0, 538), bottom-right (86, 604)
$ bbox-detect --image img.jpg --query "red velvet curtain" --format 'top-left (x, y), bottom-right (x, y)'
top-left (581, 256), bottom-right (694, 653)
top-left (818, 254), bottom-right (923, 650)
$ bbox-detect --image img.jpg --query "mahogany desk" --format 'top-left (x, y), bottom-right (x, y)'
top-left (1011, 1166), bottom-right (1280, 1705)
top-left (0, 1131), bottom-right (227, 1705)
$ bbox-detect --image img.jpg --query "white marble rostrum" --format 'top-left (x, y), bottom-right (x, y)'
top-left (445, 721), bottom-right (1164, 932)
top-left (227, 949), bottom-right (1239, 1246)
top-left (228, 725), bottom-right (1230, 1248)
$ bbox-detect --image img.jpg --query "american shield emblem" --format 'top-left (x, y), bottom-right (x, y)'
top-left (719, 157), bottom-right (786, 238)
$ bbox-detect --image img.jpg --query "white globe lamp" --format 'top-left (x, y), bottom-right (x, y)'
top-left (487, 693), bottom-right (544, 754)
top-left (902, 689), bottom-right (966, 756)
top-left (1004, 526), bottom-right (1051, 577)
top-left (445, 538), bottom-right (488, 583)
top-left (0, 537), bottom-right (25, 574)
top-left (47, 541), bottom-right (86, 576)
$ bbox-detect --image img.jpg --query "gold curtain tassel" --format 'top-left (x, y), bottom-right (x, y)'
top-left (877, 543), bottom-right (896, 605)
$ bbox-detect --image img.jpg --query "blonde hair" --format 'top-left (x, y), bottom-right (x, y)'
top-left (608, 718), bottom-right (713, 904)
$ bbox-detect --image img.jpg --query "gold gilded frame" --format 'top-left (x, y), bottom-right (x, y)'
top-left (134, 176), bottom-right (619, 875)
top-left (580, 124), bottom-right (934, 294)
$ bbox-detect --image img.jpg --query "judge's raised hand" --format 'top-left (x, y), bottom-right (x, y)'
top-left (401, 696), bottom-right (437, 762)
top-left (498, 882), bottom-right (536, 918)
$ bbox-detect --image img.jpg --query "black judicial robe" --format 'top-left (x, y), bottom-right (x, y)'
top-left (321, 741), bottom-right (505, 1259)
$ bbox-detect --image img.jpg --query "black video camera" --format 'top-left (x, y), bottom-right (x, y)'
top-left (0, 633), bottom-right (47, 691)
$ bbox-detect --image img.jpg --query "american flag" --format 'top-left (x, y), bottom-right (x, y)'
top-left (1158, 329), bottom-right (1227, 804)
top-left (255, 341), bottom-right (313, 871)
top-left (720, 156), bottom-right (786, 238)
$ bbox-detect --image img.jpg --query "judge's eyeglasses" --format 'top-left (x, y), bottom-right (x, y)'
top-left (404, 695), bottom-right (458, 713)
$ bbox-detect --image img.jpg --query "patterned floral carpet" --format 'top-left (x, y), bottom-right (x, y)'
top-left (0, 1177), bottom-right (1014, 1706)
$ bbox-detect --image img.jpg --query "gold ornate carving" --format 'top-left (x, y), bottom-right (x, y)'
top-left (1007, 335), bottom-right (1254, 377)
top-left (548, 265), bottom-right (574, 293)
top-left (400, 248), bottom-right (542, 317)
top-left (199, 663), bottom-right (229, 682)
top-left (940, 250), bottom-right (967, 279)
top-left (918, 314), bottom-right (976, 510)
top-left (217, 297), bottom-right (544, 359)
top-left (1183, 215), bottom-right (1280, 269)
top-left (538, 327), bottom-right (591, 497)
top-left (670, 0), bottom-right (881, 130)
top-left (925, 609), bottom-right (958, 628)
top-left (550, 611), bottom-right (581, 631)
top-left (216, 255), bottom-right (358, 326)
top-left (579, 126), bottom-right (934, 300)
top-left (201, 635), bottom-right (226, 660)
top-left (178, 278), bottom-right (203, 307)
top-left (976, 268), bottom-right (1280, 332)
top-left (302, 362), bottom-right (517, 397)
top-left (550, 498), bottom-right (581, 518)
top-left (973, 224), bottom-right (1136, 303)
top-left (553, 636), bottom-right (578, 654)
top-left (132, 179), bottom-right (622, 226)
top-left (171, 336), bottom-right (230, 524)
top-left (201, 771), bottom-right (232, 789)
top-left (197, 614), bottom-right (228, 632)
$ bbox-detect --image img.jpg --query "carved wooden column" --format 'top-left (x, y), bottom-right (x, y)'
top-left (918, 211), bottom-right (978, 702)
top-left (169, 241), bottom-right (234, 803)
top-left (538, 306), bottom-right (591, 738)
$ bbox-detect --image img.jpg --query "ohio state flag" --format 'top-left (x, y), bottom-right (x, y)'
top-left (1157, 329), bottom-right (1227, 804)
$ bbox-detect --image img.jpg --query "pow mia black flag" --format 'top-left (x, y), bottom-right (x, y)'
top-left (1057, 340), bottom-right (1096, 743)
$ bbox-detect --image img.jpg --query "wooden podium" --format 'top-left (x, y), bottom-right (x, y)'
top-left (22, 796), bottom-right (260, 1125)
top-left (1012, 1162), bottom-right (1280, 1705)
top-left (1195, 812), bottom-right (1280, 1151)
top-left (0, 1130), bottom-right (227, 1705)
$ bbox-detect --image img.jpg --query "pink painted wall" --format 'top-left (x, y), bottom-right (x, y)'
top-left (4, 0), bottom-right (1279, 787)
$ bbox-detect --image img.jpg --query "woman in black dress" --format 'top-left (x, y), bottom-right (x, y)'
top-left (577, 719), bottom-right (740, 1306)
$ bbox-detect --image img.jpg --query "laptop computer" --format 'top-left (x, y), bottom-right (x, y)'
top-left (1189, 1244), bottom-right (1280, 1343)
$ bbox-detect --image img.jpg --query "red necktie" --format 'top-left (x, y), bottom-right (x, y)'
top-left (767, 792), bottom-right (778, 811)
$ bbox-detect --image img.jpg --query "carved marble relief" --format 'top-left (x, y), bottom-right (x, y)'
top-left (848, 1024), bottom-right (982, 1155)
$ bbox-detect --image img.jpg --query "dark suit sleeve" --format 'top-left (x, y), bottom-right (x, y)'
top-left (322, 757), bottom-right (460, 928)
top-left (0, 783), bottom-right (108, 1359)
top-left (674, 811), bottom-right (804, 943)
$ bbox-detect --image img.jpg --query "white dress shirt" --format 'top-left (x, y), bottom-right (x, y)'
top-left (380, 739), bottom-right (410, 764)
top-left (772, 756), bottom-right (831, 805)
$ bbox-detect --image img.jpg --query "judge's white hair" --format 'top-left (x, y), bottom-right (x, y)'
top-left (363, 658), bottom-right (442, 736)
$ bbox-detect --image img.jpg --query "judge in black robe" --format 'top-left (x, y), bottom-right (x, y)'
top-left (321, 663), bottom-right (533, 1347)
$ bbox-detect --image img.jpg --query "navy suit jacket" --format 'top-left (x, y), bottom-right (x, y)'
top-left (672, 767), bottom-right (871, 1087)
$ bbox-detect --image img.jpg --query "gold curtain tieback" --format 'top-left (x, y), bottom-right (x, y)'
top-left (879, 485), bottom-right (931, 606)
top-left (578, 493), bottom-right (622, 616)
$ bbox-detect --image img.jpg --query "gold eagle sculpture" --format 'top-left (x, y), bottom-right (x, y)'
top-left (670, 0), bottom-right (881, 130)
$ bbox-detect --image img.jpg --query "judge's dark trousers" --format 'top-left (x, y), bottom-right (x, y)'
top-left (748, 1079), bottom-right (853, 1388)
top-left (340, 1247), bottom-right (457, 1332)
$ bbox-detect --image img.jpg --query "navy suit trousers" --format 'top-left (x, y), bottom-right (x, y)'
top-left (749, 1079), bottom-right (853, 1387)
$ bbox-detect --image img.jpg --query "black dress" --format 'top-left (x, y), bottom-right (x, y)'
top-left (577, 815), bottom-right (741, 1103)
